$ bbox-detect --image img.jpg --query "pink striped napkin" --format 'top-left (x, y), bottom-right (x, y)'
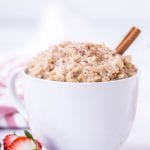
top-left (0, 57), bottom-right (28, 128)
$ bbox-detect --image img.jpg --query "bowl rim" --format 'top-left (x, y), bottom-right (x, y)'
top-left (23, 68), bottom-right (139, 85)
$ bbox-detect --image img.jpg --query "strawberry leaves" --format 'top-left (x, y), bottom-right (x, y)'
top-left (24, 130), bottom-right (35, 143)
top-left (24, 130), bottom-right (38, 149)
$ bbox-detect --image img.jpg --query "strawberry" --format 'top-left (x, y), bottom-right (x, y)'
top-left (7, 137), bottom-right (42, 150)
top-left (35, 140), bottom-right (42, 149)
top-left (3, 134), bottom-right (18, 150)
top-left (3, 130), bottom-right (42, 150)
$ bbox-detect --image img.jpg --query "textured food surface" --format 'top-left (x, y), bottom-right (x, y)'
top-left (26, 41), bottom-right (137, 82)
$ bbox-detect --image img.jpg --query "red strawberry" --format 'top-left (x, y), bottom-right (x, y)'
top-left (3, 130), bottom-right (42, 150)
top-left (7, 137), bottom-right (41, 150)
top-left (36, 140), bottom-right (42, 149)
top-left (3, 134), bottom-right (18, 150)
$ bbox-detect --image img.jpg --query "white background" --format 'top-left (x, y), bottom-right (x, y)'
top-left (0, 0), bottom-right (150, 149)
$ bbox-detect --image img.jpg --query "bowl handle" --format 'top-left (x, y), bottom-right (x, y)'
top-left (8, 69), bottom-right (28, 121)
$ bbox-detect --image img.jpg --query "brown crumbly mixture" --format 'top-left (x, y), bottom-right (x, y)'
top-left (26, 41), bottom-right (137, 82)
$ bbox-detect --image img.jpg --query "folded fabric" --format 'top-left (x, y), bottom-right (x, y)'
top-left (0, 57), bottom-right (28, 128)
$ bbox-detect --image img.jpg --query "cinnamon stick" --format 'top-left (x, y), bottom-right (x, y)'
top-left (116, 26), bottom-right (141, 55)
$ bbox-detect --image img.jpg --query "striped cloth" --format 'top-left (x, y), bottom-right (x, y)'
top-left (0, 57), bottom-right (28, 129)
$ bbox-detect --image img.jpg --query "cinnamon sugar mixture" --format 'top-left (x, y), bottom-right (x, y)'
top-left (26, 42), bottom-right (137, 82)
